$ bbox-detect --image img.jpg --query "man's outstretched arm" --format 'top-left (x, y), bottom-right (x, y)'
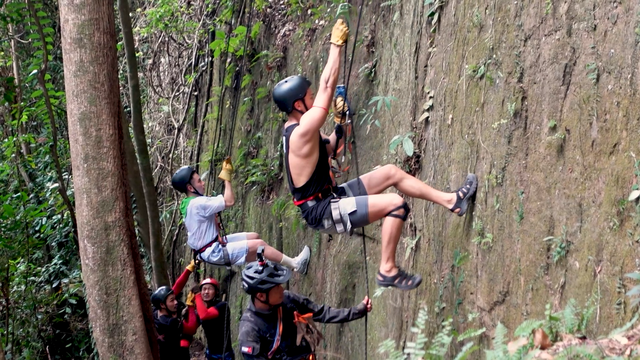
top-left (297, 20), bottom-right (349, 137)
top-left (287, 291), bottom-right (371, 324)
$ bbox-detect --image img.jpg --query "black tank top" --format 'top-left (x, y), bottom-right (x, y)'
top-left (282, 124), bottom-right (333, 201)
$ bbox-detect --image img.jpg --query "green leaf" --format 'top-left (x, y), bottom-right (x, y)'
top-left (626, 286), bottom-right (640, 297)
top-left (402, 136), bottom-right (414, 156)
top-left (233, 25), bottom-right (247, 37)
top-left (251, 22), bottom-right (261, 40)
top-left (241, 74), bottom-right (252, 89)
top-left (625, 272), bottom-right (640, 281)
top-left (2, 204), bottom-right (14, 217)
top-left (31, 90), bottom-right (43, 98)
top-left (389, 135), bottom-right (402, 152)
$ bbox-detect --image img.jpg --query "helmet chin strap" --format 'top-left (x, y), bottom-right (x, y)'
top-left (293, 99), bottom-right (309, 116)
top-left (255, 290), bottom-right (282, 310)
top-left (188, 181), bottom-right (204, 196)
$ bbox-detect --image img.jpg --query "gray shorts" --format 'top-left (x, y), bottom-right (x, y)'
top-left (198, 232), bottom-right (250, 266)
top-left (318, 178), bottom-right (370, 235)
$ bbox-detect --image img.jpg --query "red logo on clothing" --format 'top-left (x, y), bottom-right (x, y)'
top-left (241, 346), bottom-right (252, 354)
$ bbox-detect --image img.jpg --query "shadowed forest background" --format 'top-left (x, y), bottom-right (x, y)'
top-left (2, 0), bottom-right (640, 359)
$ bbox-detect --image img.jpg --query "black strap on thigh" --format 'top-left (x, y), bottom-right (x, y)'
top-left (386, 201), bottom-right (410, 221)
top-left (221, 245), bottom-right (231, 267)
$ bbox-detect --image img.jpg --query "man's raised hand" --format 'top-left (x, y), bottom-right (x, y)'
top-left (330, 19), bottom-right (349, 46)
top-left (218, 156), bottom-right (234, 182)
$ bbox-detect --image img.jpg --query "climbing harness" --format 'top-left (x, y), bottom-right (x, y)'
top-left (192, 211), bottom-right (232, 267)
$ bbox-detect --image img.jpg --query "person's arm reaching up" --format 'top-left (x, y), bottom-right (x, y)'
top-left (194, 293), bottom-right (219, 320)
top-left (296, 20), bottom-right (349, 139)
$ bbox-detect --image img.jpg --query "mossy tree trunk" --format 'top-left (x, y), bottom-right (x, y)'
top-left (118, 0), bottom-right (170, 288)
top-left (58, 0), bottom-right (158, 357)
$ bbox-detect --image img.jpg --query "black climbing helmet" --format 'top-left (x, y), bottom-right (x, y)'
top-left (171, 166), bottom-right (196, 193)
top-left (241, 260), bottom-right (291, 295)
top-left (272, 75), bottom-right (312, 114)
top-left (151, 286), bottom-right (174, 309)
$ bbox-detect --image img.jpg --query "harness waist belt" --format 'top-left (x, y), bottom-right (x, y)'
top-left (293, 186), bottom-right (334, 209)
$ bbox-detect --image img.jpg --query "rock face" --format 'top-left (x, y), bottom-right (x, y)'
top-left (163, 1), bottom-right (640, 358)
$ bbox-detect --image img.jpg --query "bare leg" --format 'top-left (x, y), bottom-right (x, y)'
top-left (359, 164), bottom-right (459, 211)
top-left (245, 239), bottom-right (283, 262)
top-left (365, 193), bottom-right (406, 276)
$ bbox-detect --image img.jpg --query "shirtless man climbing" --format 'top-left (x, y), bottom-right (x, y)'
top-left (272, 19), bottom-right (478, 291)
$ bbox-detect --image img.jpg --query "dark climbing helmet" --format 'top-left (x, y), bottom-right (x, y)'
top-left (272, 75), bottom-right (312, 113)
top-left (151, 286), bottom-right (174, 309)
top-left (171, 166), bottom-right (196, 193)
top-left (241, 260), bottom-right (291, 295)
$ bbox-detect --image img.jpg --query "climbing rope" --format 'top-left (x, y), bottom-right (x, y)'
top-left (338, 1), bottom-right (367, 359)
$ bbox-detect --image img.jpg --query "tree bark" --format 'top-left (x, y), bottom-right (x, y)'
top-left (118, 0), bottom-right (170, 288)
top-left (121, 110), bottom-right (152, 256)
top-left (58, 0), bottom-right (156, 357)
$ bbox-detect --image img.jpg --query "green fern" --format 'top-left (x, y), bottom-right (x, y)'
top-left (562, 299), bottom-right (578, 334)
top-left (555, 345), bottom-right (602, 360)
top-left (484, 322), bottom-right (509, 360)
top-left (427, 318), bottom-right (453, 357)
top-left (513, 319), bottom-right (545, 338)
top-left (406, 306), bottom-right (429, 358)
top-left (609, 312), bottom-right (639, 337)
top-left (453, 342), bottom-right (479, 360)
top-left (457, 327), bottom-right (486, 342)
top-left (578, 294), bottom-right (597, 334)
top-left (377, 339), bottom-right (406, 360)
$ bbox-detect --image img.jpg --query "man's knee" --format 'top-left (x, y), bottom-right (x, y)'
top-left (246, 232), bottom-right (260, 240)
top-left (386, 194), bottom-right (410, 221)
top-left (377, 164), bottom-right (403, 181)
top-left (247, 239), bottom-right (267, 250)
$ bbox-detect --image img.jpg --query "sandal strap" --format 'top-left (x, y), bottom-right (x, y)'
top-left (393, 268), bottom-right (417, 285)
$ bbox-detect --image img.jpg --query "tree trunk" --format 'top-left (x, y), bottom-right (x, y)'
top-left (118, 0), bottom-right (170, 288)
top-left (121, 110), bottom-right (152, 256)
top-left (58, 0), bottom-right (156, 358)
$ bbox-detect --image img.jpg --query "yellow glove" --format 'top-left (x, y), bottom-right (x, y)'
top-left (185, 291), bottom-right (196, 307)
top-left (218, 157), bottom-right (234, 182)
top-left (186, 259), bottom-right (196, 272)
top-left (333, 96), bottom-right (348, 124)
top-left (330, 19), bottom-right (349, 46)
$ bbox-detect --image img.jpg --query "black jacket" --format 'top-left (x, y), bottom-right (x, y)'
top-left (201, 300), bottom-right (234, 356)
top-left (154, 310), bottom-right (188, 360)
top-left (238, 291), bottom-right (367, 360)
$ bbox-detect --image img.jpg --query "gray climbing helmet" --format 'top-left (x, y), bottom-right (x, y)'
top-left (241, 260), bottom-right (291, 295)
